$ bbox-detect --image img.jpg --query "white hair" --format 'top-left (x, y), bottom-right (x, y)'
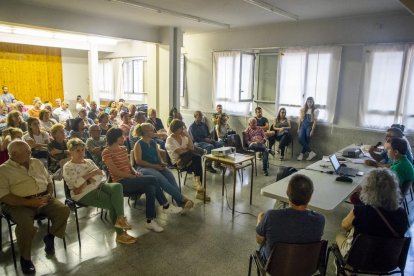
top-left (7, 140), bottom-right (29, 157)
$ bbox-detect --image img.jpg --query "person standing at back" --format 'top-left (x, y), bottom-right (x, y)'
top-left (256, 174), bottom-right (325, 263)
top-left (297, 97), bottom-right (318, 161)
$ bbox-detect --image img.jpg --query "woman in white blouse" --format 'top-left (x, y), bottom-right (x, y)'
top-left (63, 138), bottom-right (137, 245)
top-left (166, 119), bottom-right (209, 201)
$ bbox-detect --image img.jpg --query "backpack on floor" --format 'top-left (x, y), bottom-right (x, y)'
top-left (276, 166), bottom-right (297, 181)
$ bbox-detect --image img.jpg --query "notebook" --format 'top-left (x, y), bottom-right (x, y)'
top-left (329, 154), bottom-right (358, 177)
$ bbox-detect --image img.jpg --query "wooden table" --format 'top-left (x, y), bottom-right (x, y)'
top-left (202, 153), bottom-right (255, 216)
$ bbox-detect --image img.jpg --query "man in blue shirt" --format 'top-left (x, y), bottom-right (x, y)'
top-left (188, 111), bottom-right (223, 173)
top-left (256, 174), bottom-right (325, 263)
top-left (0, 86), bottom-right (15, 105)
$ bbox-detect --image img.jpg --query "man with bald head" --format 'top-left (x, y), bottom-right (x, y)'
top-left (52, 101), bottom-right (73, 123)
top-left (0, 140), bottom-right (70, 274)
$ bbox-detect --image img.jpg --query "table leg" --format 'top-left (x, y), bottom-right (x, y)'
top-left (250, 160), bottom-right (254, 205)
top-left (222, 167), bottom-right (225, 196)
top-left (203, 157), bottom-right (207, 204)
top-left (232, 167), bottom-right (236, 217)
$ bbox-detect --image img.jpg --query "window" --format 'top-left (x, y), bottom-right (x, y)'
top-left (98, 60), bottom-right (113, 100)
top-left (359, 44), bottom-right (414, 131)
top-left (277, 47), bottom-right (342, 123)
top-left (122, 58), bottom-right (146, 102)
top-left (256, 54), bottom-right (279, 102)
top-left (213, 51), bottom-right (253, 115)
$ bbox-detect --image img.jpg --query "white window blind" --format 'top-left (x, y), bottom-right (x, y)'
top-left (98, 60), bottom-right (113, 100)
top-left (277, 46), bottom-right (342, 123)
top-left (359, 44), bottom-right (414, 131)
top-left (213, 51), bottom-right (252, 115)
top-left (122, 59), bottom-right (147, 102)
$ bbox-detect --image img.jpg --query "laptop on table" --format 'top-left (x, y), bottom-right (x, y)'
top-left (329, 154), bottom-right (358, 177)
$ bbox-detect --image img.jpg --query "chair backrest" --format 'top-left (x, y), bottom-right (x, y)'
top-left (241, 131), bottom-right (249, 148)
top-left (346, 234), bottom-right (411, 273)
top-left (401, 180), bottom-right (413, 195)
top-left (266, 240), bottom-right (327, 276)
top-left (62, 180), bottom-right (72, 200)
top-left (226, 133), bottom-right (243, 149)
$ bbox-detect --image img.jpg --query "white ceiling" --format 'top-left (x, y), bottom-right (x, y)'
top-left (12, 0), bottom-right (410, 33)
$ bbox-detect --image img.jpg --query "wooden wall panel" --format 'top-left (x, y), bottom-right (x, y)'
top-left (0, 42), bottom-right (63, 105)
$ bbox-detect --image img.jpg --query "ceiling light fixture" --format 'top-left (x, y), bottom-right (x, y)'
top-left (243, 0), bottom-right (298, 21)
top-left (109, 0), bottom-right (230, 28)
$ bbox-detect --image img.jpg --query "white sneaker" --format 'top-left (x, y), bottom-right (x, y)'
top-left (162, 205), bottom-right (183, 214)
top-left (297, 153), bottom-right (304, 161)
top-left (146, 220), bottom-right (164, 232)
top-left (306, 151), bottom-right (317, 161)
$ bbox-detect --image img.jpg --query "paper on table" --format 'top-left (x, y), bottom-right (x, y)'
top-left (350, 159), bottom-right (366, 164)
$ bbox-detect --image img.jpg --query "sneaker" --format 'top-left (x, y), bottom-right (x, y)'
top-left (196, 191), bottom-right (211, 201)
top-left (306, 151), bottom-right (317, 161)
top-left (20, 257), bottom-right (36, 274)
top-left (116, 232), bottom-right (137, 244)
top-left (264, 170), bottom-right (269, 176)
top-left (184, 200), bottom-right (194, 210)
top-left (114, 217), bottom-right (132, 230)
top-left (43, 234), bottom-right (55, 255)
top-left (297, 153), bottom-right (304, 161)
top-left (162, 204), bottom-right (183, 214)
top-left (279, 156), bottom-right (284, 161)
top-left (268, 149), bottom-right (275, 157)
top-left (146, 220), bottom-right (164, 232)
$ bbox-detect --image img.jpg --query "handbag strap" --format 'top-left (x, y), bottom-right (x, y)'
top-left (372, 206), bottom-right (400, 238)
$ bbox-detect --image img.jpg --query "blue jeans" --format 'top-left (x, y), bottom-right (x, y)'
top-left (119, 175), bottom-right (168, 219)
top-left (138, 167), bottom-right (184, 206)
top-left (195, 141), bottom-right (223, 154)
top-left (249, 143), bottom-right (268, 171)
top-left (298, 114), bottom-right (312, 154)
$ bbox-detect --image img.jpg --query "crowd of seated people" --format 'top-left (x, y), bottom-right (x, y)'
top-left (0, 84), bottom-right (413, 274)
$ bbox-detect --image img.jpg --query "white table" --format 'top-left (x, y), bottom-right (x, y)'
top-left (260, 151), bottom-right (374, 213)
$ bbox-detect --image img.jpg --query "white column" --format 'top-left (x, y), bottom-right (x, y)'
top-left (88, 44), bottom-right (99, 103)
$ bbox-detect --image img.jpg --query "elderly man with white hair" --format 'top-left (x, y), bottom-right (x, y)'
top-left (0, 140), bottom-right (70, 274)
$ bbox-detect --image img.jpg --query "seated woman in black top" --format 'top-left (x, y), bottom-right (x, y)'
top-left (268, 107), bottom-right (292, 161)
top-left (336, 168), bottom-right (409, 257)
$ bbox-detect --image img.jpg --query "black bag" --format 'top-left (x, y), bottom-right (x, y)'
top-left (226, 134), bottom-right (243, 149)
top-left (276, 166), bottom-right (297, 181)
top-left (177, 151), bottom-right (193, 169)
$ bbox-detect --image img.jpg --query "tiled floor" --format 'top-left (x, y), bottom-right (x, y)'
top-left (1, 157), bottom-right (413, 275)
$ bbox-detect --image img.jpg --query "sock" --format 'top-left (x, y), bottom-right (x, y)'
top-left (162, 204), bottom-right (169, 209)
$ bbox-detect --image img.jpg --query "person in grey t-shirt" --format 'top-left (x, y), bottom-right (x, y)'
top-left (256, 174), bottom-right (325, 263)
top-left (86, 125), bottom-right (106, 169)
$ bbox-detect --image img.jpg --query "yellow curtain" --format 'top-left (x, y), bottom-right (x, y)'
top-left (0, 42), bottom-right (63, 105)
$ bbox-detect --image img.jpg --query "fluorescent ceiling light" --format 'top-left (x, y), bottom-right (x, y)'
top-left (243, 0), bottom-right (298, 21)
top-left (109, 0), bottom-right (230, 28)
top-left (0, 23), bottom-right (119, 46)
top-left (0, 25), bottom-right (12, 33)
top-left (13, 27), bottom-right (54, 38)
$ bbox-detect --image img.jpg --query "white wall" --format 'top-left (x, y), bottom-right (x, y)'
top-left (61, 49), bottom-right (89, 111)
top-left (183, 12), bottom-right (414, 128)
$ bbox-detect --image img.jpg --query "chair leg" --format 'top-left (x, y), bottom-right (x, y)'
top-left (74, 208), bottom-right (81, 247)
top-left (177, 170), bottom-right (182, 191)
top-left (183, 172), bottom-right (188, 186)
top-left (6, 219), bottom-right (17, 268)
top-left (248, 255), bottom-right (253, 276)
